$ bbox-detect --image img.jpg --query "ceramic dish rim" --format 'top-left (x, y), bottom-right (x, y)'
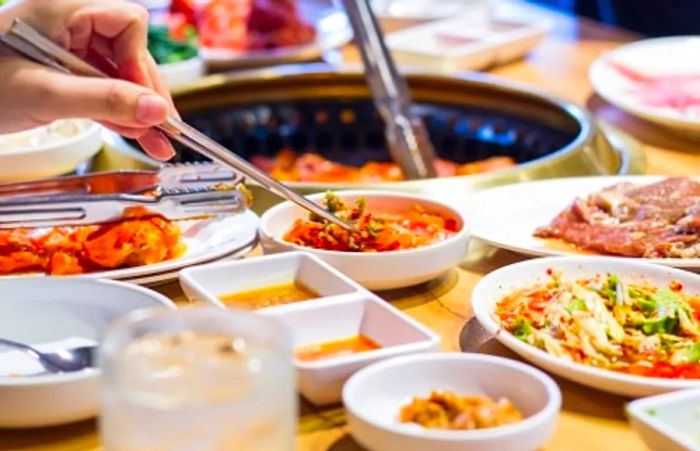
top-left (0, 121), bottom-right (102, 156)
top-left (0, 278), bottom-right (175, 387)
top-left (471, 256), bottom-right (700, 391)
top-left (342, 353), bottom-right (562, 441)
top-left (259, 189), bottom-right (470, 258)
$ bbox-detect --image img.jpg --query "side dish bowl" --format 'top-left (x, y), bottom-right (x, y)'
top-left (471, 256), bottom-right (700, 397)
top-left (258, 190), bottom-right (470, 290)
top-left (343, 353), bottom-right (560, 451)
top-left (0, 120), bottom-right (103, 182)
top-left (0, 278), bottom-right (174, 428)
top-left (265, 295), bottom-right (440, 405)
top-left (627, 387), bottom-right (700, 451)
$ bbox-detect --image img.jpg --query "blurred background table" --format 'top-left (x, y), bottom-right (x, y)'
top-left (2, 3), bottom-right (700, 451)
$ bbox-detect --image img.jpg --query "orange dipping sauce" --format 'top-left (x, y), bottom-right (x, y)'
top-left (295, 335), bottom-right (382, 362)
top-left (218, 282), bottom-right (319, 309)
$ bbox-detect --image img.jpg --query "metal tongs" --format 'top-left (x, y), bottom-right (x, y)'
top-left (0, 19), bottom-right (353, 231)
top-left (0, 163), bottom-right (248, 229)
top-left (341, 0), bottom-right (437, 179)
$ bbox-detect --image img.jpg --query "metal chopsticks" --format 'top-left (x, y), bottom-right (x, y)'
top-left (340, 0), bottom-right (437, 179)
top-left (0, 19), bottom-right (354, 231)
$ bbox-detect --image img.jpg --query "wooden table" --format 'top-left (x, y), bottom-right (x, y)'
top-left (3, 4), bottom-right (700, 451)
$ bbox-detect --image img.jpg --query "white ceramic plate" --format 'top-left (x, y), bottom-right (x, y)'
top-left (589, 36), bottom-right (700, 134)
top-left (371, 0), bottom-right (486, 19)
top-left (627, 388), bottom-right (700, 451)
top-left (200, 0), bottom-right (352, 69)
top-left (343, 353), bottom-right (560, 451)
top-left (158, 56), bottom-right (206, 89)
top-left (0, 210), bottom-right (259, 285)
top-left (471, 256), bottom-right (700, 397)
top-left (0, 278), bottom-right (174, 428)
top-left (0, 120), bottom-right (103, 182)
top-left (259, 190), bottom-right (470, 290)
top-left (469, 175), bottom-right (700, 269)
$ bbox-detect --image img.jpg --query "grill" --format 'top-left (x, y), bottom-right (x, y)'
top-left (151, 65), bottom-right (642, 209)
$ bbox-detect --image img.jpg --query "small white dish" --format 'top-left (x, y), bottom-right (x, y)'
top-left (264, 295), bottom-right (440, 405)
top-left (627, 388), bottom-right (700, 451)
top-left (0, 278), bottom-right (174, 428)
top-left (371, 0), bottom-right (486, 19)
top-left (343, 353), bottom-right (561, 451)
top-left (158, 56), bottom-right (206, 89)
top-left (590, 36), bottom-right (700, 134)
top-left (385, 11), bottom-right (551, 73)
top-left (259, 190), bottom-right (470, 290)
top-left (0, 120), bottom-right (102, 182)
top-left (472, 256), bottom-right (700, 397)
top-left (179, 251), bottom-right (362, 310)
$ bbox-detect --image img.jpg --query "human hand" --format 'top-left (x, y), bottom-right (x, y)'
top-left (0, 0), bottom-right (176, 160)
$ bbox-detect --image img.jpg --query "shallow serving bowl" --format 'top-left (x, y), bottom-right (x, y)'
top-left (0, 278), bottom-right (174, 428)
top-left (343, 353), bottom-right (561, 451)
top-left (627, 388), bottom-right (700, 451)
top-left (259, 190), bottom-right (470, 290)
top-left (0, 120), bottom-right (103, 182)
top-left (264, 295), bottom-right (440, 405)
top-left (471, 256), bottom-right (700, 398)
top-left (179, 251), bottom-right (362, 310)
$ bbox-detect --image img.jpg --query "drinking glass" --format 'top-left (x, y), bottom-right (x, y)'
top-left (99, 307), bottom-right (296, 451)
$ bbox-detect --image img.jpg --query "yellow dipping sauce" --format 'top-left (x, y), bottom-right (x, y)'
top-left (219, 281), bottom-right (319, 309)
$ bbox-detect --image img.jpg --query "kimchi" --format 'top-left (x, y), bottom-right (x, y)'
top-left (283, 192), bottom-right (458, 252)
top-left (0, 208), bottom-right (184, 275)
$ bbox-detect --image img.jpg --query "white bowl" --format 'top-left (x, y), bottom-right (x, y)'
top-left (0, 120), bottom-right (103, 182)
top-left (0, 278), bottom-right (174, 428)
top-left (157, 57), bottom-right (206, 89)
top-left (472, 256), bottom-right (700, 397)
top-left (264, 295), bottom-right (440, 405)
top-left (343, 353), bottom-right (561, 451)
top-left (259, 190), bottom-right (470, 290)
top-left (627, 388), bottom-right (700, 451)
top-left (179, 251), bottom-right (362, 311)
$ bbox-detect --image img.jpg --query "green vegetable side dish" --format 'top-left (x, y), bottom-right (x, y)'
top-left (148, 25), bottom-right (198, 65)
top-left (496, 271), bottom-right (700, 379)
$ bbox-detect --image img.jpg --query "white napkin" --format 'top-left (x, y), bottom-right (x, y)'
top-left (0, 337), bottom-right (97, 377)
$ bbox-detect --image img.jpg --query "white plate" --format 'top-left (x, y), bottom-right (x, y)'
top-left (469, 175), bottom-right (700, 269)
top-left (0, 210), bottom-right (260, 285)
top-left (627, 388), bottom-right (700, 451)
top-left (590, 36), bottom-right (700, 134)
top-left (0, 120), bottom-right (103, 182)
top-left (158, 56), bottom-right (206, 89)
top-left (343, 353), bottom-right (560, 451)
top-left (201, 0), bottom-right (352, 69)
top-left (371, 0), bottom-right (486, 19)
top-left (0, 278), bottom-right (174, 428)
top-left (471, 256), bottom-right (700, 398)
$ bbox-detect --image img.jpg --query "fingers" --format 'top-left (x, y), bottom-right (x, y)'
top-left (101, 122), bottom-right (175, 162)
top-left (26, 67), bottom-right (175, 160)
top-left (69, 3), bottom-right (151, 85)
top-left (137, 130), bottom-right (176, 161)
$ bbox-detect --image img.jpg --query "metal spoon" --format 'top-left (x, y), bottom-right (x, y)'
top-left (0, 338), bottom-right (95, 373)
